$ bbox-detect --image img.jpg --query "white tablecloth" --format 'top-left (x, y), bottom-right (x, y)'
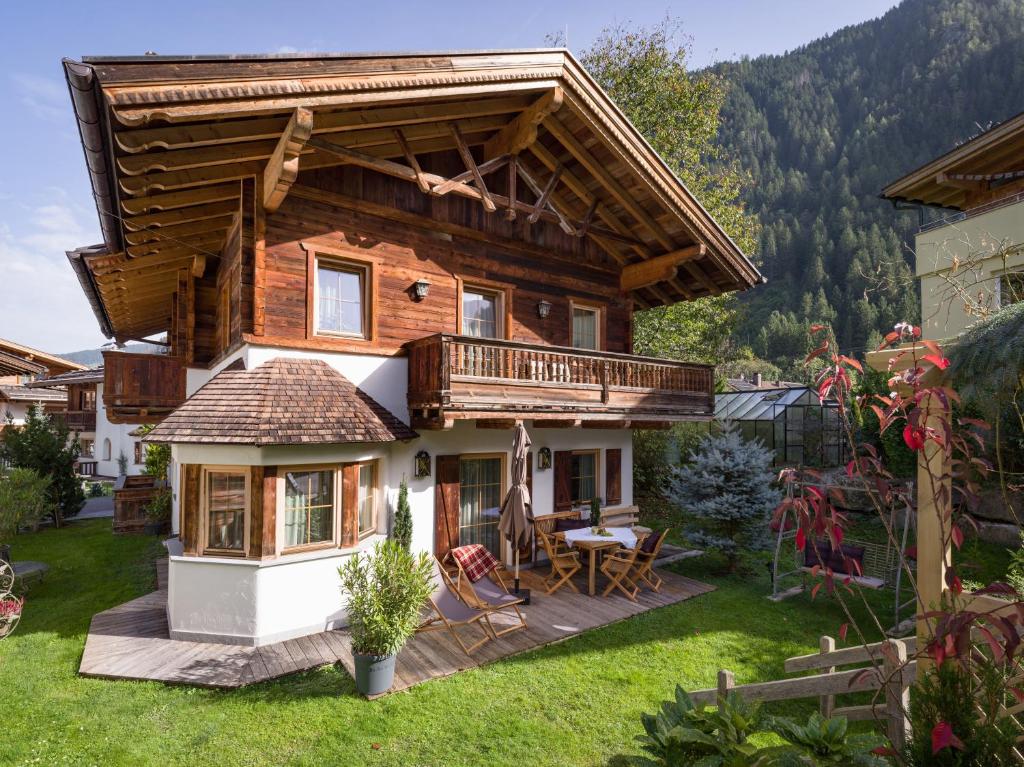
top-left (563, 526), bottom-right (637, 550)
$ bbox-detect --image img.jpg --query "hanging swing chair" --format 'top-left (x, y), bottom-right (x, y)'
top-left (769, 479), bottom-right (916, 634)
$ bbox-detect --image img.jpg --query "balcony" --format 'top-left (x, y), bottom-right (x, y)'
top-left (405, 334), bottom-right (714, 429)
top-left (62, 410), bottom-right (97, 432)
top-left (102, 351), bottom-right (186, 424)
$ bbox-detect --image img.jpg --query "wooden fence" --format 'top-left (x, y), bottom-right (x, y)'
top-left (691, 633), bottom-right (1024, 760)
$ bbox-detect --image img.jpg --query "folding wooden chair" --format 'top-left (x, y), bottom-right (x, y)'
top-left (417, 559), bottom-right (495, 655)
top-left (446, 545), bottom-right (527, 638)
top-left (537, 530), bottom-right (581, 595)
top-left (630, 528), bottom-right (670, 593)
top-left (600, 545), bottom-right (640, 600)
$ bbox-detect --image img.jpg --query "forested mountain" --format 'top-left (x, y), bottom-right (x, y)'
top-left (713, 0), bottom-right (1024, 365)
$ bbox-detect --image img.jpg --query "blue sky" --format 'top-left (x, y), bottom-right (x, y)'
top-left (0, 0), bottom-right (899, 353)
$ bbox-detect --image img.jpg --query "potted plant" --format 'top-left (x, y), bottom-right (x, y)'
top-left (338, 540), bottom-right (433, 695)
top-left (589, 496), bottom-right (603, 531)
top-left (143, 487), bottom-right (171, 536)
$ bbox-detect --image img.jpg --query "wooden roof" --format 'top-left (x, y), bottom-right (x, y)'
top-left (144, 357), bottom-right (417, 445)
top-left (62, 49), bottom-right (762, 342)
top-left (25, 367), bottom-right (104, 387)
top-left (0, 338), bottom-right (85, 376)
top-left (0, 350), bottom-right (45, 378)
top-left (882, 108), bottom-right (1024, 210)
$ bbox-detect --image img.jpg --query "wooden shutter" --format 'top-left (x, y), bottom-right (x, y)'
top-left (435, 455), bottom-right (461, 557)
top-left (248, 466), bottom-right (276, 558)
top-left (341, 463), bottom-right (359, 547)
top-left (554, 450), bottom-right (572, 511)
top-left (181, 464), bottom-right (201, 554)
top-left (605, 449), bottom-right (622, 506)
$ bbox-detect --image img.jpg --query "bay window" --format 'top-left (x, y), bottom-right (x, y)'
top-left (205, 470), bottom-right (248, 554)
top-left (284, 468), bottom-right (335, 550)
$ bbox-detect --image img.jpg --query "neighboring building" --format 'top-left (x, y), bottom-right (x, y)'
top-left (724, 373), bottom-right (804, 392)
top-left (27, 367), bottom-right (147, 478)
top-left (0, 337), bottom-right (84, 429)
top-left (0, 384), bottom-right (67, 429)
top-left (882, 110), bottom-right (1024, 340)
top-left (61, 50), bottom-right (762, 645)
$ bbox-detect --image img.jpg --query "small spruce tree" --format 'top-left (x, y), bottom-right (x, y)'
top-left (393, 478), bottom-right (412, 552)
top-left (671, 421), bottom-right (779, 573)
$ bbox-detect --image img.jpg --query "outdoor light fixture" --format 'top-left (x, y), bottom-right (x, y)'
top-left (414, 450), bottom-right (431, 478)
top-left (536, 300), bottom-right (552, 319)
top-left (412, 278), bottom-right (431, 301)
top-left (537, 447), bottom-right (552, 470)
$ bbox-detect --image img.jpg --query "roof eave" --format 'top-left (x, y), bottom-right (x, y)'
top-left (66, 246), bottom-right (115, 339)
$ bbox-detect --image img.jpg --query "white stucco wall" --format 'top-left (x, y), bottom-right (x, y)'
top-left (94, 382), bottom-right (145, 478)
top-left (166, 343), bottom-right (635, 645)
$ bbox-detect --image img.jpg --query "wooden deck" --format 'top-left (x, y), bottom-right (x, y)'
top-left (79, 559), bottom-right (713, 695)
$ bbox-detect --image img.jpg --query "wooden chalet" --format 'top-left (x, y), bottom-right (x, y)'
top-left (61, 49), bottom-right (762, 647)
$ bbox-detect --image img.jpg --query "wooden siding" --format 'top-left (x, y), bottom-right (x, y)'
top-left (102, 350), bottom-right (186, 423)
top-left (255, 160), bottom-right (631, 357)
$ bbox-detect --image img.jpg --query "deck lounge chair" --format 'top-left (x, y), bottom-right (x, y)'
top-left (537, 530), bottom-right (581, 595)
top-left (417, 559), bottom-right (495, 656)
top-left (447, 545), bottom-right (527, 638)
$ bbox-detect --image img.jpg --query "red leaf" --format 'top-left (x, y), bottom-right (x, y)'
top-left (932, 722), bottom-right (965, 754)
top-left (923, 353), bottom-right (950, 370)
top-left (951, 524), bottom-right (964, 550)
top-left (839, 354), bottom-right (864, 373)
top-left (839, 622), bottom-right (849, 641)
top-left (903, 424), bottom-right (926, 451)
top-left (872, 746), bottom-right (898, 756)
top-left (811, 582), bottom-right (822, 600)
top-left (795, 528), bottom-right (806, 552)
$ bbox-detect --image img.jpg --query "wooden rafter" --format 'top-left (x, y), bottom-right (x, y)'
top-left (483, 87), bottom-right (563, 159)
top-left (620, 245), bottom-right (706, 292)
top-left (515, 163), bottom-right (574, 235)
top-left (431, 154), bottom-right (508, 197)
top-left (528, 164), bottom-right (564, 226)
top-left (124, 215), bottom-right (236, 246)
top-left (394, 129), bottom-right (430, 193)
top-left (263, 107), bottom-right (314, 213)
top-left (449, 123), bottom-right (496, 212)
top-left (121, 184), bottom-right (239, 215)
top-left (122, 200), bottom-right (239, 231)
top-left (507, 155), bottom-right (518, 221)
top-left (127, 233), bottom-right (224, 259)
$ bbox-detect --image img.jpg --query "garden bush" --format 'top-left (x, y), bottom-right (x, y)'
top-left (0, 468), bottom-right (54, 539)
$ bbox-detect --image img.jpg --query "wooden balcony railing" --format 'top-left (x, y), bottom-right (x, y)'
top-left (102, 351), bottom-right (186, 424)
top-left (61, 410), bottom-right (97, 432)
top-left (406, 334), bottom-right (714, 428)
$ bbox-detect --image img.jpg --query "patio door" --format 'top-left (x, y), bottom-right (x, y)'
top-left (458, 455), bottom-right (504, 556)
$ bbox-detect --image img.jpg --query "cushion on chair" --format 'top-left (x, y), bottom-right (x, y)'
top-left (450, 544), bottom-right (500, 582)
top-left (555, 518), bottom-right (590, 533)
top-left (639, 530), bottom-right (662, 554)
top-left (803, 538), bottom-right (866, 576)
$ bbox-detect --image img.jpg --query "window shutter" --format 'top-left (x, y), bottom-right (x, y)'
top-left (248, 466), bottom-right (275, 558)
top-left (434, 455), bottom-right (461, 557)
top-left (605, 449), bottom-right (622, 506)
top-left (554, 450), bottom-right (572, 511)
top-left (181, 464), bottom-right (201, 554)
top-left (341, 464), bottom-right (359, 547)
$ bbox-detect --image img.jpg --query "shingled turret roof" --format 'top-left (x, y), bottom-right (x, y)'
top-left (145, 357), bottom-right (416, 446)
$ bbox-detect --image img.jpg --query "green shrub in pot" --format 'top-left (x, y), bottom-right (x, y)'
top-left (338, 540), bottom-right (433, 695)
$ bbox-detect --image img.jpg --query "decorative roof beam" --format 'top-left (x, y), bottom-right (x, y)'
top-left (620, 245), bottom-right (706, 292)
top-left (449, 123), bottom-right (496, 212)
top-left (527, 164), bottom-right (564, 225)
top-left (263, 107), bottom-right (314, 213)
top-left (431, 154), bottom-right (509, 196)
top-left (393, 129), bottom-right (430, 193)
top-left (483, 87), bottom-right (563, 159)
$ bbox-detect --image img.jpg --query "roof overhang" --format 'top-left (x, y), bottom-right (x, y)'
top-left (0, 338), bottom-right (86, 375)
top-left (881, 108), bottom-right (1024, 210)
top-left (63, 49), bottom-right (763, 342)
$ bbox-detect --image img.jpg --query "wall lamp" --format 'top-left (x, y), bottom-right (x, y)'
top-left (536, 300), bottom-right (552, 319)
top-left (412, 278), bottom-right (431, 301)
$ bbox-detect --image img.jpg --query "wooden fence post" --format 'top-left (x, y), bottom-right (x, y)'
top-left (717, 669), bottom-right (735, 704)
top-left (819, 635), bottom-right (836, 717)
top-left (883, 638), bottom-right (910, 752)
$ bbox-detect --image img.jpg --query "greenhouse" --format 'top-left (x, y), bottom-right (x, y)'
top-left (714, 386), bottom-right (844, 467)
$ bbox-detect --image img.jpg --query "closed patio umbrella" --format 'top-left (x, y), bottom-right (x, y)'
top-left (498, 421), bottom-right (533, 602)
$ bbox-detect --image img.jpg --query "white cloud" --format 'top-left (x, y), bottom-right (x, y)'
top-left (0, 199), bottom-right (108, 353)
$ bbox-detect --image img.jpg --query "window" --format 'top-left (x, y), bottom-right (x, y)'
top-left (80, 389), bottom-right (96, 411)
top-left (459, 455), bottom-right (504, 556)
top-left (571, 304), bottom-right (600, 350)
top-left (102, 438), bottom-right (111, 461)
top-left (134, 441), bottom-right (143, 465)
top-left (317, 262), bottom-right (365, 337)
top-left (571, 450), bottom-right (598, 505)
top-left (80, 439), bottom-right (94, 458)
top-left (999, 271), bottom-right (1024, 308)
top-left (284, 469), bottom-right (335, 549)
top-left (462, 288), bottom-right (500, 338)
top-left (206, 471), bottom-right (247, 554)
top-left (357, 463), bottom-right (377, 538)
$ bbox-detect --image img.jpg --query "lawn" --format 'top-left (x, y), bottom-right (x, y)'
top-left (0, 518), bottom-right (1007, 767)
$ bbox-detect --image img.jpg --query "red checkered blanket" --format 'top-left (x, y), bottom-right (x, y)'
top-left (451, 544), bottom-right (499, 582)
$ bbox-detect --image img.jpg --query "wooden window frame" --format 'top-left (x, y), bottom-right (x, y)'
top-left (303, 242), bottom-right (380, 344)
top-left (134, 441), bottom-right (144, 465)
top-left (570, 448), bottom-right (600, 506)
top-left (455, 276), bottom-right (514, 340)
top-left (355, 460), bottom-right (380, 541)
top-left (569, 298), bottom-right (606, 351)
top-left (457, 452), bottom-right (508, 555)
top-left (102, 438), bottom-right (111, 461)
top-left (278, 464), bottom-right (341, 555)
top-left (996, 269), bottom-right (1024, 308)
top-left (199, 466), bottom-right (251, 558)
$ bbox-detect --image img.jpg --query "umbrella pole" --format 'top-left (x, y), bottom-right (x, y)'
top-left (512, 547), bottom-right (531, 605)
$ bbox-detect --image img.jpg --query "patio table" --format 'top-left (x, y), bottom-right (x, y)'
top-left (562, 527), bottom-right (638, 596)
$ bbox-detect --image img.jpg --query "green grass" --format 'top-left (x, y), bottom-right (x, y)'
top-left (0, 519), bottom-right (1009, 766)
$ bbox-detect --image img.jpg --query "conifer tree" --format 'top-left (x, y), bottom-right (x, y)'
top-left (393, 478), bottom-right (413, 552)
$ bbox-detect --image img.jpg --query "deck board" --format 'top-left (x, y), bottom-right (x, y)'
top-left (79, 561), bottom-right (713, 695)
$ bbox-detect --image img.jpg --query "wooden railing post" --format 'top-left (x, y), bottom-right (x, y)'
top-left (717, 669), bottom-right (735, 705)
top-left (883, 638), bottom-right (910, 752)
top-left (819, 635), bottom-right (836, 717)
